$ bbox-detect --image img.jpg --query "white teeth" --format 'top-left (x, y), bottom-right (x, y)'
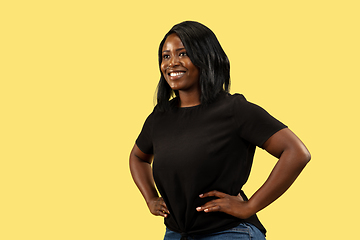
top-left (169, 72), bottom-right (184, 77)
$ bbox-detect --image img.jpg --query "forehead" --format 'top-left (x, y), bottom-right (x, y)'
top-left (162, 33), bottom-right (185, 51)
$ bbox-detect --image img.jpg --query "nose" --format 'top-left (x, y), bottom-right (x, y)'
top-left (169, 55), bottom-right (180, 67)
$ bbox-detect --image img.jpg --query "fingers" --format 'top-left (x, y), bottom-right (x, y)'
top-left (197, 190), bottom-right (229, 213)
top-left (160, 199), bottom-right (170, 214)
top-left (157, 206), bottom-right (170, 217)
top-left (149, 197), bottom-right (170, 218)
top-left (199, 190), bottom-right (228, 199)
top-left (196, 199), bottom-right (223, 213)
top-left (203, 205), bottom-right (221, 213)
top-left (157, 198), bottom-right (170, 217)
top-left (196, 191), bottom-right (245, 214)
top-left (195, 191), bottom-right (253, 219)
top-left (158, 209), bottom-right (168, 218)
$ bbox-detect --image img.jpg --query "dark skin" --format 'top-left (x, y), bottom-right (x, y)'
top-left (129, 144), bottom-right (170, 218)
top-left (160, 33), bottom-right (201, 108)
top-left (129, 34), bottom-right (311, 219)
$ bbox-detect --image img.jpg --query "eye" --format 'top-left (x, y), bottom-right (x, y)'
top-left (163, 54), bottom-right (170, 59)
top-left (179, 52), bottom-right (187, 57)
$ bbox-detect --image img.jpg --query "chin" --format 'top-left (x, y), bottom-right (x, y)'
top-left (168, 84), bottom-right (181, 90)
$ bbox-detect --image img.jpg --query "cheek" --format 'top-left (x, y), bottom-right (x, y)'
top-left (186, 61), bottom-right (199, 78)
top-left (190, 66), bottom-right (200, 80)
top-left (160, 63), bottom-right (167, 76)
top-left (194, 68), bottom-right (200, 78)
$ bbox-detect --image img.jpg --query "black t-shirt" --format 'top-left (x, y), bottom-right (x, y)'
top-left (136, 92), bottom-right (287, 237)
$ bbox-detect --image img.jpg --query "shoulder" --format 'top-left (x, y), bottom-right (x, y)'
top-left (226, 93), bottom-right (247, 102)
top-left (222, 92), bottom-right (252, 110)
top-left (142, 105), bottom-right (160, 125)
top-left (227, 93), bottom-right (264, 110)
top-left (227, 93), bottom-right (275, 121)
top-left (203, 92), bottom-right (251, 113)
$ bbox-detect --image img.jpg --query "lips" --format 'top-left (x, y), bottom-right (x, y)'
top-left (167, 71), bottom-right (186, 80)
top-left (169, 71), bottom-right (185, 76)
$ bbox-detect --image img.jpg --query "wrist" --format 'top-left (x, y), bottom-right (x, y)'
top-left (240, 200), bottom-right (257, 219)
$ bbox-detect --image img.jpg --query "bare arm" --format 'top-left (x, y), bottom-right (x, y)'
top-left (196, 128), bottom-right (311, 219)
top-left (129, 144), bottom-right (170, 217)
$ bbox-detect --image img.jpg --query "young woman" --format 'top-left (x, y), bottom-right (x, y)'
top-left (130, 21), bottom-right (310, 240)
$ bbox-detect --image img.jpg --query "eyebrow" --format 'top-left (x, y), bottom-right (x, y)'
top-left (162, 48), bottom-right (186, 53)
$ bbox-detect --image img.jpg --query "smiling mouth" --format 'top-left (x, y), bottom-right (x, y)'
top-left (168, 71), bottom-right (185, 77)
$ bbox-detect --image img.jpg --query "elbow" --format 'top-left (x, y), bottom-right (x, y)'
top-left (293, 138), bottom-right (311, 166)
top-left (303, 150), bottom-right (311, 164)
top-left (297, 147), bottom-right (311, 167)
top-left (285, 144), bottom-right (311, 169)
top-left (306, 148), bottom-right (311, 162)
top-left (301, 142), bottom-right (311, 163)
top-left (129, 148), bottom-right (135, 167)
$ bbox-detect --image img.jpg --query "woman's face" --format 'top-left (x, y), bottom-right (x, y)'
top-left (161, 33), bottom-right (200, 92)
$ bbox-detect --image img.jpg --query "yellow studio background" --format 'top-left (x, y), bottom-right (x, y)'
top-left (1, 1), bottom-right (359, 239)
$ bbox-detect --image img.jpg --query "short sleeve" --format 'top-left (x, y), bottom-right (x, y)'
top-left (135, 112), bottom-right (154, 154)
top-left (233, 94), bottom-right (287, 148)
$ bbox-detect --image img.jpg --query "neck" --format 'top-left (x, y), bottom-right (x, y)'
top-left (178, 90), bottom-right (201, 108)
